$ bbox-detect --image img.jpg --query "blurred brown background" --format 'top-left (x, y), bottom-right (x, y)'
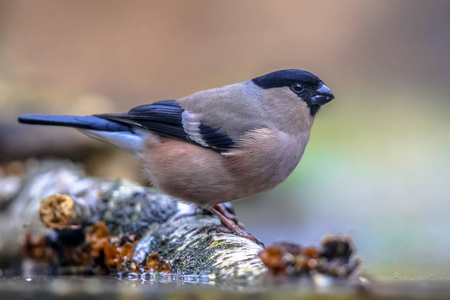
top-left (1, 0), bottom-right (450, 279)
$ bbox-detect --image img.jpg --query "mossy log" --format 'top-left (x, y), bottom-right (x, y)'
top-left (0, 159), bottom-right (267, 279)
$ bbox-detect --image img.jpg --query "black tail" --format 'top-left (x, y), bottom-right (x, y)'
top-left (18, 114), bottom-right (131, 132)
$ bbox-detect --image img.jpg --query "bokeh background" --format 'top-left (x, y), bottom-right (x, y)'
top-left (1, 0), bottom-right (450, 280)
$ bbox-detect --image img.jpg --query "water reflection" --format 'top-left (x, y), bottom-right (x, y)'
top-left (1, 273), bottom-right (450, 299)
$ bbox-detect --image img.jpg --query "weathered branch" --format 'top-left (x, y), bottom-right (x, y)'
top-left (40, 194), bottom-right (91, 228)
top-left (0, 159), bottom-right (267, 279)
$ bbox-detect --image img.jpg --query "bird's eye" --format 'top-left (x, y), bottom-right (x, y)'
top-left (291, 82), bottom-right (304, 93)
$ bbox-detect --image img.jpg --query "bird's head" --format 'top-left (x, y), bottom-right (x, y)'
top-left (252, 69), bottom-right (334, 116)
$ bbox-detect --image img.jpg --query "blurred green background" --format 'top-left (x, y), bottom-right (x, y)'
top-left (1, 0), bottom-right (450, 280)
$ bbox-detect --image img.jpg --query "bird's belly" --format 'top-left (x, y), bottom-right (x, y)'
top-left (142, 138), bottom-right (242, 207)
top-left (141, 132), bottom-right (307, 207)
top-left (225, 147), bottom-right (304, 199)
top-left (223, 128), bottom-right (308, 198)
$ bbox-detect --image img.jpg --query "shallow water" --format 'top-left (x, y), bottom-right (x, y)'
top-left (0, 275), bottom-right (354, 299)
top-left (1, 271), bottom-right (450, 300)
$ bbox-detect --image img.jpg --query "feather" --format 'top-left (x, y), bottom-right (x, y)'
top-left (96, 100), bottom-right (235, 151)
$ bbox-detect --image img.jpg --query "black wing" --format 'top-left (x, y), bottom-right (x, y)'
top-left (95, 100), bottom-right (235, 151)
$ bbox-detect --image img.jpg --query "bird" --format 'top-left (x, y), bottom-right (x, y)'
top-left (18, 69), bottom-right (334, 243)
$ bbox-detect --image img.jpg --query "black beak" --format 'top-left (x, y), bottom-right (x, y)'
top-left (312, 84), bottom-right (334, 106)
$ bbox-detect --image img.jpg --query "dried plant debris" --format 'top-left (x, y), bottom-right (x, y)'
top-left (128, 252), bottom-right (172, 274)
top-left (21, 233), bottom-right (54, 263)
top-left (21, 221), bottom-right (172, 275)
top-left (259, 235), bottom-right (360, 278)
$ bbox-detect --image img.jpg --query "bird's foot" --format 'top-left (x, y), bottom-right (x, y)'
top-left (207, 205), bottom-right (264, 247)
top-left (212, 204), bottom-right (245, 228)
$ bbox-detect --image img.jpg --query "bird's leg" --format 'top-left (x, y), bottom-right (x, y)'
top-left (208, 206), bottom-right (263, 246)
top-left (212, 204), bottom-right (245, 228)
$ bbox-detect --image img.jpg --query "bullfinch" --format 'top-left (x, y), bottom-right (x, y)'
top-left (18, 69), bottom-right (334, 243)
